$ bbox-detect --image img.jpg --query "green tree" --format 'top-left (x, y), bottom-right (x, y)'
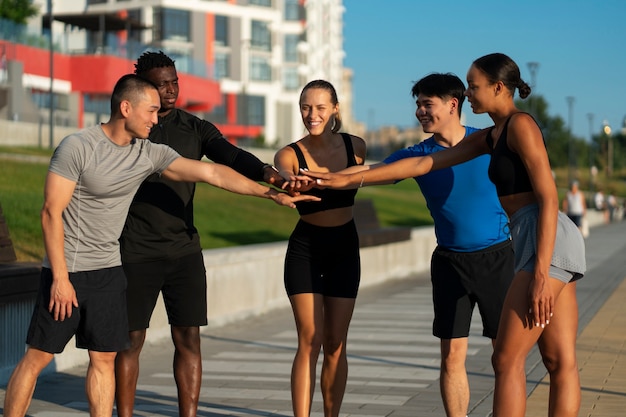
top-left (515, 95), bottom-right (589, 169)
top-left (0, 0), bottom-right (39, 25)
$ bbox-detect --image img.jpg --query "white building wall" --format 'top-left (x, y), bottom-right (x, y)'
top-left (27, 0), bottom-right (350, 147)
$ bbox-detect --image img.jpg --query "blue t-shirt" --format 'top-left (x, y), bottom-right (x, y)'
top-left (383, 127), bottom-right (509, 252)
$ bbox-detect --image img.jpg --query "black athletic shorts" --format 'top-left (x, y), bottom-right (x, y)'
top-left (431, 240), bottom-right (514, 339)
top-left (123, 251), bottom-right (208, 331)
top-left (26, 266), bottom-right (130, 353)
top-left (284, 219), bottom-right (360, 298)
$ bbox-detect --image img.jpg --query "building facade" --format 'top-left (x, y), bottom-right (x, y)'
top-left (1, 0), bottom-right (352, 147)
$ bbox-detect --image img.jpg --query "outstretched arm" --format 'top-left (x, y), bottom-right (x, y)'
top-left (302, 128), bottom-right (490, 188)
top-left (161, 157), bottom-right (319, 208)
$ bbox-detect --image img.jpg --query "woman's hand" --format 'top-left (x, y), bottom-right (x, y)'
top-left (296, 168), bottom-right (358, 189)
top-left (527, 275), bottom-right (554, 328)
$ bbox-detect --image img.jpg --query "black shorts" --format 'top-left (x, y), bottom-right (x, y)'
top-left (284, 219), bottom-right (360, 298)
top-left (431, 240), bottom-right (514, 339)
top-left (123, 251), bottom-right (207, 331)
top-left (26, 266), bottom-right (130, 353)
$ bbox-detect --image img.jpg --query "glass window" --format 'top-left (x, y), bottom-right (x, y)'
top-left (284, 34), bottom-right (298, 62)
top-left (284, 0), bottom-right (301, 21)
top-left (214, 52), bottom-right (229, 79)
top-left (249, 0), bottom-right (271, 7)
top-left (248, 95), bottom-right (265, 126)
top-left (215, 15), bottom-right (228, 47)
top-left (283, 67), bottom-right (299, 91)
top-left (251, 20), bottom-right (271, 52)
top-left (249, 56), bottom-right (271, 82)
top-left (239, 94), bottom-right (265, 126)
top-left (87, 0), bottom-right (107, 4)
top-left (154, 8), bottom-right (190, 42)
top-left (206, 93), bottom-right (227, 124)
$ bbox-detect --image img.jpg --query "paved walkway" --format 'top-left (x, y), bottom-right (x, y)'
top-left (1, 221), bottom-right (625, 417)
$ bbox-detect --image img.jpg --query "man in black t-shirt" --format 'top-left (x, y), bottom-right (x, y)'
top-left (115, 51), bottom-right (284, 417)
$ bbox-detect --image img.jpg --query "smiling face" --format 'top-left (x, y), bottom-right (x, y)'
top-left (299, 87), bottom-right (338, 136)
top-left (415, 94), bottom-right (457, 134)
top-left (465, 64), bottom-right (495, 114)
top-left (126, 87), bottom-right (160, 139)
top-left (143, 66), bottom-right (179, 116)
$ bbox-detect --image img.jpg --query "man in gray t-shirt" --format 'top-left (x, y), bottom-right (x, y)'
top-left (4, 74), bottom-right (318, 417)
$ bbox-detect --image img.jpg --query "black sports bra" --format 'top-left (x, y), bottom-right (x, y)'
top-left (486, 115), bottom-right (535, 197)
top-left (288, 133), bottom-right (359, 216)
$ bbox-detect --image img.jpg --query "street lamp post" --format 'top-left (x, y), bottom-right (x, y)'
top-left (566, 96), bottom-right (575, 184)
top-left (603, 121), bottom-right (613, 178)
top-left (587, 112), bottom-right (595, 191)
top-left (48, 0), bottom-right (54, 149)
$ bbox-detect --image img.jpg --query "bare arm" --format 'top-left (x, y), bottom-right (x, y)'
top-left (41, 172), bottom-right (79, 321)
top-left (161, 157), bottom-right (319, 208)
top-left (509, 113), bottom-right (559, 326)
top-left (302, 128), bottom-right (490, 188)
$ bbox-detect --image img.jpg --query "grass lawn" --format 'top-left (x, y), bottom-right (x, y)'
top-left (0, 151), bottom-right (433, 262)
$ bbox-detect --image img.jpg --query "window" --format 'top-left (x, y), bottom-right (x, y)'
top-left (283, 67), bottom-right (299, 91)
top-left (153, 8), bottom-right (190, 42)
top-left (249, 0), bottom-right (271, 7)
top-left (214, 52), bottom-right (229, 79)
top-left (284, 34), bottom-right (298, 62)
top-left (284, 0), bottom-right (301, 21)
top-left (249, 56), bottom-right (271, 82)
top-left (86, 0), bottom-right (107, 4)
top-left (251, 20), bottom-right (271, 52)
top-left (215, 15), bottom-right (228, 47)
top-left (239, 94), bottom-right (265, 126)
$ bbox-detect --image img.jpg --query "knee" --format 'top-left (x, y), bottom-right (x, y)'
top-left (542, 351), bottom-right (577, 375)
top-left (441, 349), bottom-right (466, 372)
top-left (298, 329), bottom-right (324, 353)
top-left (491, 349), bottom-right (523, 375)
top-left (172, 326), bottom-right (201, 354)
top-left (323, 335), bottom-right (346, 358)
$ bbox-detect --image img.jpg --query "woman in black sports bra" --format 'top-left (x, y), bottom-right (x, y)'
top-left (303, 54), bottom-right (585, 417)
top-left (274, 80), bottom-right (366, 417)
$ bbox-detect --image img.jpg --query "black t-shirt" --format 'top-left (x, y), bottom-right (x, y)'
top-left (120, 108), bottom-right (266, 263)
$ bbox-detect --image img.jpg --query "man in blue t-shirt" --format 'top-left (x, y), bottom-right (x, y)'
top-left (338, 73), bottom-right (514, 417)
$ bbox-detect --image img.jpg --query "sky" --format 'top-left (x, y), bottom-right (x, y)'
top-left (342, 0), bottom-right (626, 141)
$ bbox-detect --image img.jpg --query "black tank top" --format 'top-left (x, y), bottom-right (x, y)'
top-left (288, 133), bottom-right (359, 215)
top-left (486, 115), bottom-right (535, 197)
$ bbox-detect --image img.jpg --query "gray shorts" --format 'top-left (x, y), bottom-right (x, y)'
top-left (510, 204), bottom-right (586, 283)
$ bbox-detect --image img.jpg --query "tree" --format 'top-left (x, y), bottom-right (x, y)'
top-left (515, 94), bottom-right (589, 169)
top-left (0, 0), bottom-right (39, 25)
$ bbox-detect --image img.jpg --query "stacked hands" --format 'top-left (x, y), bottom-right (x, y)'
top-left (272, 167), bottom-right (352, 194)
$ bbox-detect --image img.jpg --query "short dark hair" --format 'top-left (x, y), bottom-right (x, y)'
top-left (110, 74), bottom-right (157, 115)
top-left (134, 50), bottom-right (176, 77)
top-left (411, 73), bottom-right (466, 117)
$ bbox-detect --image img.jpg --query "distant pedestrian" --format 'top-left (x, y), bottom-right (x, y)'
top-left (562, 180), bottom-right (586, 232)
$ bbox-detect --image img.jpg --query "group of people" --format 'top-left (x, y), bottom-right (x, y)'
top-left (3, 50), bottom-right (585, 417)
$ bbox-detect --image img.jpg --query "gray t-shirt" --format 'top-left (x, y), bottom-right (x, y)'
top-left (42, 125), bottom-right (180, 272)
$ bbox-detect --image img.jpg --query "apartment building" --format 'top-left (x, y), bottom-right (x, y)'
top-left (3, 0), bottom-right (353, 146)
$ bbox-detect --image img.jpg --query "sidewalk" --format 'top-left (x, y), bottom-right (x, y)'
top-left (1, 221), bottom-right (625, 416)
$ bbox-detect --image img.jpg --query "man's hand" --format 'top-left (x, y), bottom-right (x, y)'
top-left (266, 188), bottom-right (320, 208)
top-left (49, 277), bottom-right (79, 321)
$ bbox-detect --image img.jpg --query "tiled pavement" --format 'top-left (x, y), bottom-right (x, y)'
top-left (1, 221), bottom-right (625, 417)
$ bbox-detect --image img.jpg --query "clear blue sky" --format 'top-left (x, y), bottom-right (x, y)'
top-left (342, 0), bottom-right (626, 141)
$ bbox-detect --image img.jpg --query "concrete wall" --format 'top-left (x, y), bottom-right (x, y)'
top-left (1, 227), bottom-right (437, 382)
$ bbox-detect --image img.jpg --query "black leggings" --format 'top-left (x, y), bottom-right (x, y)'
top-left (284, 219), bottom-right (360, 298)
